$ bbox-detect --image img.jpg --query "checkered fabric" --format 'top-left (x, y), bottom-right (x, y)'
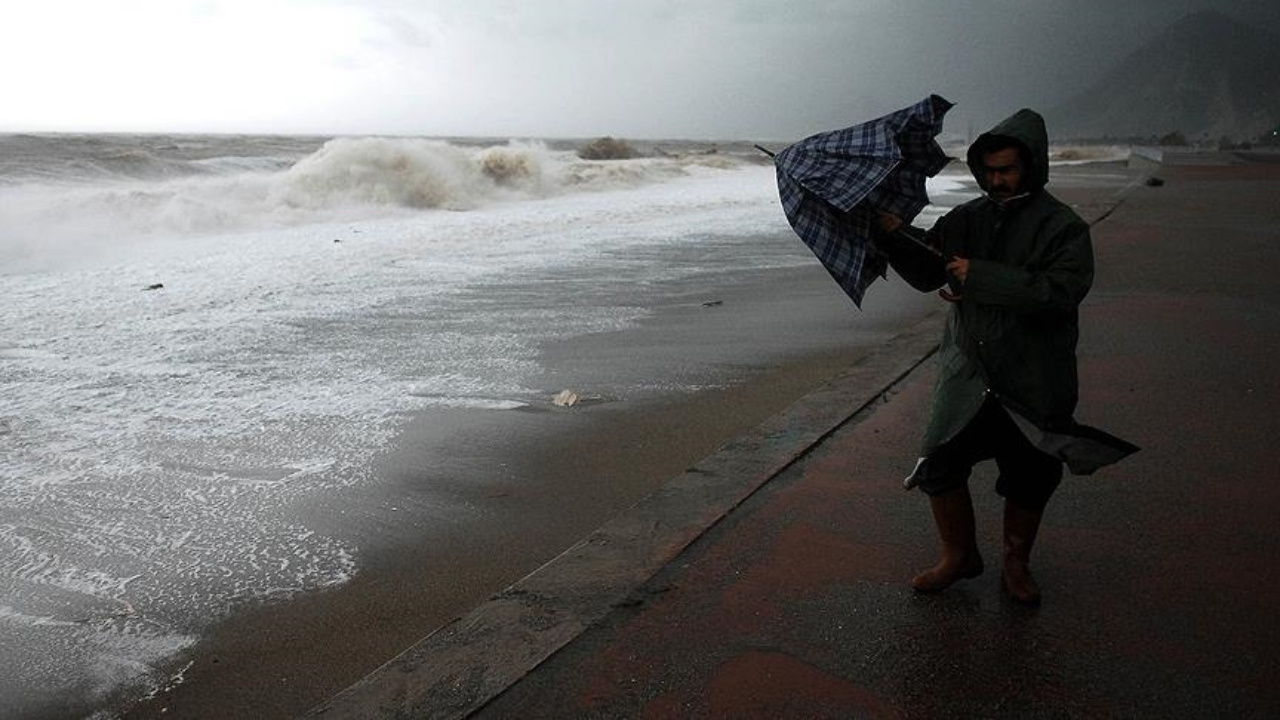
top-left (775, 94), bottom-right (953, 306)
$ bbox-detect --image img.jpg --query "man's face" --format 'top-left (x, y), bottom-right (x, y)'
top-left (981, 147), bottom-right (1025, 201)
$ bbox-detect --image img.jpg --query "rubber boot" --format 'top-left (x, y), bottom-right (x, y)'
top-left (1002, 500), bottom-right (1044, 606)
top-left (912, 485), bottom-right (984, 592)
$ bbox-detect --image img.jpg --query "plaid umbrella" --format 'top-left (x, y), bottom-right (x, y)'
top-left (773, 94), bottom-right (954, 306)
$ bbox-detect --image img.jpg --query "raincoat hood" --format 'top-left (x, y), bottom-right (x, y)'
top-left (966, 108), bottom-right (1050, 195)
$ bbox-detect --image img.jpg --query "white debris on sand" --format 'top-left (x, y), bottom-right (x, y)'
top-left (552, 390), bottom-right (581, 407)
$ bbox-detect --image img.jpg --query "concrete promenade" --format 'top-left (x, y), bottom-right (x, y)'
top-left (311, 159), bottom-right (1280, 718)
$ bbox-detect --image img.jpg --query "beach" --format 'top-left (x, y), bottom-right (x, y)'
top-left (115, 261), bottom-right (942, 720)
top-left (0, 133), bottom-right (972, 718)
top-left (1, 132), bottom-right (1134, 718)
top-left (117, 161), bottom-right (1139, 719)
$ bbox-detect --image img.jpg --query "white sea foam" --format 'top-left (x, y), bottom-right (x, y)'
top-left (1050, 144), bottom-right (1131, 165)
top-left (0, 137), bottom-right (763, 274)
top-left (0, 133), bottom-right (976, 715)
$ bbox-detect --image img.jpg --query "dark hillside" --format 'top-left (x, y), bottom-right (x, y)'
top-left (1049, 10), bottom-right (1280, 142)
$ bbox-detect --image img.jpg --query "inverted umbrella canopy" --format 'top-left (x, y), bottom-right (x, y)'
top-left (774, 94), bottom-right (954, 306)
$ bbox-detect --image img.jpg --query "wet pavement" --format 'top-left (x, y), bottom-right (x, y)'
top-left (311, 159), bottom-right (1280, 719)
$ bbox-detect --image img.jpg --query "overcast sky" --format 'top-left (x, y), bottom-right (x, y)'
top-left (4, 0), bottom-right (1279, 140)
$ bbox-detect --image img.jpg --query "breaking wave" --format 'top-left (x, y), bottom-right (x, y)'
top-left (270, 138), bottom-right (553, 211)
top-left (0, 136), bottom-right (758, 273)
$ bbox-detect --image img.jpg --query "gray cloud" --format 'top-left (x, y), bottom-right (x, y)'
top-left (5, 0), bottom-right (1279, 138)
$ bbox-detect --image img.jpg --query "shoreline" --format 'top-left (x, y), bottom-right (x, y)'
top-left (106, 256), bottom-right (940, 719)
top-left (98, 161), bottom-right (1139, 720)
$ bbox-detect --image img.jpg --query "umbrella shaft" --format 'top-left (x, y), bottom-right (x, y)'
top-left (894, 228), bottom-right (944, 258)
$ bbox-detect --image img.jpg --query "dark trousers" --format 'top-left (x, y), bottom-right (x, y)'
top-left (917, 398), bottom-right (1063, 510)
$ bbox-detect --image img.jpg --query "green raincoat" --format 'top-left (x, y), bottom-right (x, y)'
top-left (921, 109), bottom-right (1094, 456)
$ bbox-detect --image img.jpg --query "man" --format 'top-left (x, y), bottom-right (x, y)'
top-left (878, 108), bottom-right (1093, 607)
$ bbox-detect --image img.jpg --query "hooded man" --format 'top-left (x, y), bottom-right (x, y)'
top-left (878, 108), bottom-right (1095, 606)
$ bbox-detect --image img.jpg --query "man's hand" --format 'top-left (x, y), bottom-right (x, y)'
top-left (946, 256), bottom-right (970, 285)
top-left (876, 212), bottom-right (903, 234)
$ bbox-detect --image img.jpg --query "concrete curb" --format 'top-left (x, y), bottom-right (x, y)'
top-left (307, 311), bottom-right (944, 719)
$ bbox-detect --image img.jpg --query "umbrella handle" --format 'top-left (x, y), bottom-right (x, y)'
top-left (892, 227), bottom-right (944, 259)
top-left (753, 144), bottom-right (776, 158)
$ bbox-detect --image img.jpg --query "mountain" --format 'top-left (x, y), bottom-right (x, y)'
top-left (1048, 11), bottom-right (1280, 142)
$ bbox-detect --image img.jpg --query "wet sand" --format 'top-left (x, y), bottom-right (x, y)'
top-left (101, 244), bottom-right (940, 719)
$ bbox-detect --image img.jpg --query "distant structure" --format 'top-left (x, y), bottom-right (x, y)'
top-left (1049, 11), bottom-right (1280, 143)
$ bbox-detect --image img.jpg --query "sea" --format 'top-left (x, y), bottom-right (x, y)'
top-left (0, 132), bottom-right (976, 716)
